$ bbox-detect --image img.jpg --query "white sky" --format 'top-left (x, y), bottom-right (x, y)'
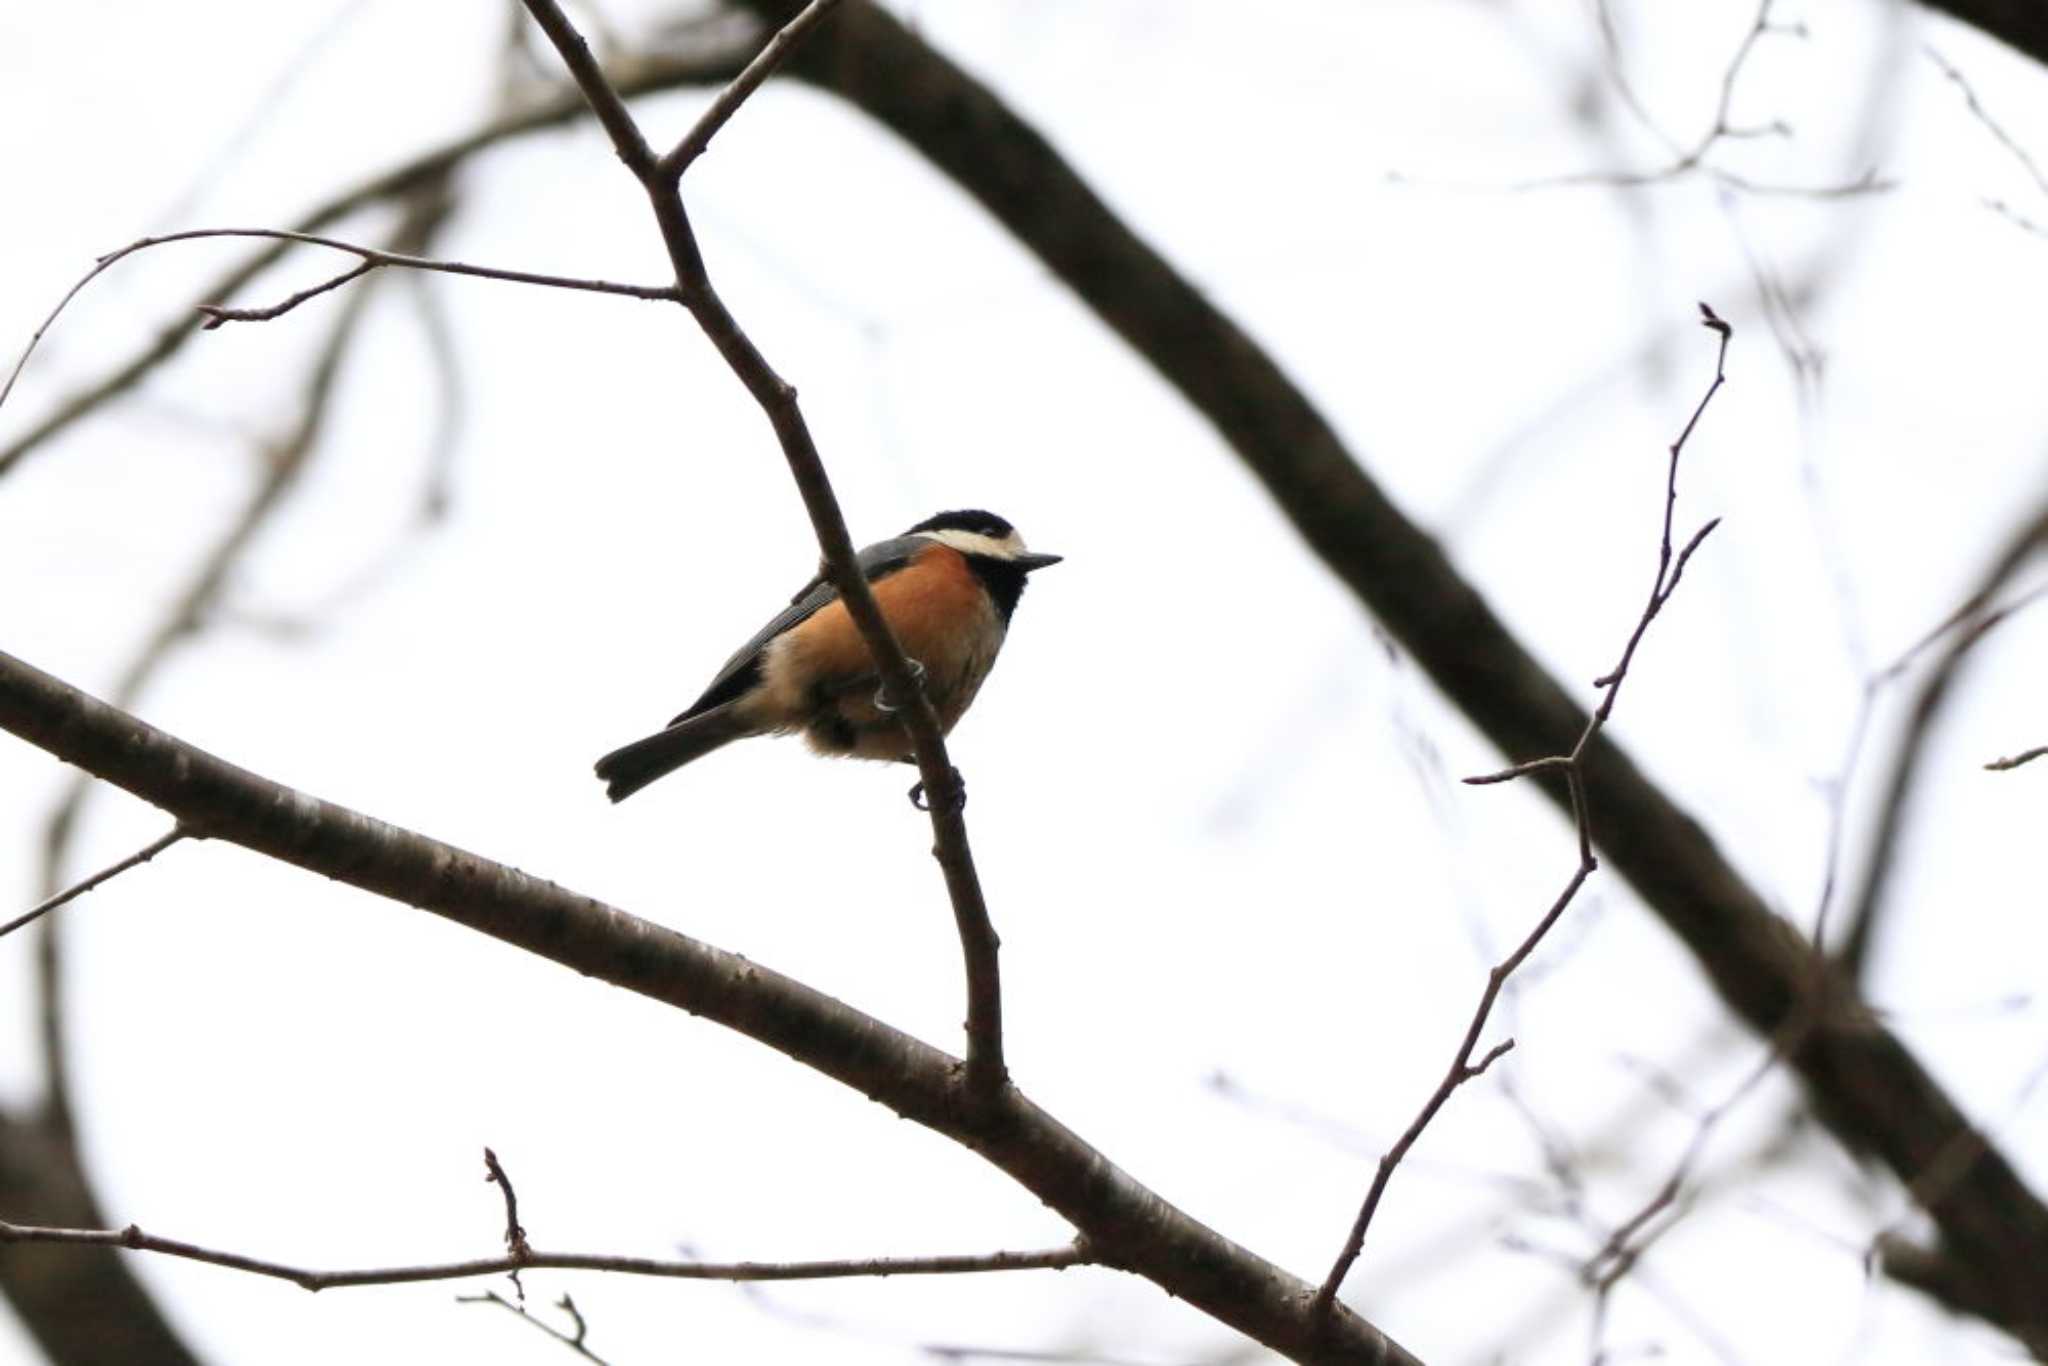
top-left (3, 2), bottom-right (2047, 1363)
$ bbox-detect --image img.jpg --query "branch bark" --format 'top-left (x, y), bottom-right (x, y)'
top-left (0, 1215), bottom-right (1092, 1292)
top-left (750, 0), bottom-right (2048, 1340)
top-left (516, 0), bottom-right (1008, 1097)
top-left (0, 647), bottom-right (1420, 1366)
top-left (1919, 1), bottom-right (2048, 71)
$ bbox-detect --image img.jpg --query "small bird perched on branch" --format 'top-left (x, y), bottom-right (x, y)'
top-left (595, 509), bottom-right (1061, 803)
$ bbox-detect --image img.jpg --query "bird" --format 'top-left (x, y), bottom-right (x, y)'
top-left (595, 509), bottom-right (1061, 803)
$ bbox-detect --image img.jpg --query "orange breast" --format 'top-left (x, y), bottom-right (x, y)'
top-left (756, 546), bottom-right (1001, 734)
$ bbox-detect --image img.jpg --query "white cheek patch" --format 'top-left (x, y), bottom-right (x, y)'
top-left (922, 528), bottom-right (1028, 559)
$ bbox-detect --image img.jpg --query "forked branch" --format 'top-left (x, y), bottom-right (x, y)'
top-left (1313, 306), bottom-right (1732, 1319)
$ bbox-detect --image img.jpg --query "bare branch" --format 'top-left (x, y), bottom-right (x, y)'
top-left (743, 3), bottom-right (2048, 1338)
top-left (0, 39), bottom-right (755, 479)
top-left (1835, 506), bottom-right (2048, 976)
top-left (0, 647), bottom-right (1418, 1365)
top-left (1923, 44), bottom-right (2048, 201)
top-left (1315, 309), bottom-right (1731, 1317)
top-left (517, 0), bottom-right (1008, 1098)
top-left (460, 1290), bottom-right (610, 1365)
top-left (0, 226), bottom-right (675, 404)
top-left (482, 1146), bottom-right (533, 1304)
top-left (1521, 0), bottom-right (1890, 199)
top-left (0, 190), bottom-right (450, 1366)
top-left (1582, 1033), bottom-right (1796, 1297)
top-left (483, 1148), bottom-right (532, 1264)
top-left (0, 1215), bottom-right (1092, 1292)
top-left (1986, 744), bottom-right (2048, 772)
top-left (197, 259), bottom-right (378, 328)
top-left (0, 826), bottom-right (189, 942)
top-left (661, 0), bottom-right (843, 178)
top-left (516, 0), bottom-right (657, 176)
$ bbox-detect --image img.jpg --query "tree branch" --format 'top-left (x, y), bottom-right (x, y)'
top-left (0, 826), bottom-right (189, 942)
top-left (1919, 1), bottom-right (2048, 75)
top-left (0, 1215), bottom-right (1092, 1292)
top-left (1835, 503), bottom-right (2048, 978)
top-left (0, 227), bottom-right (675, 407)
top-left (1985, 743), bottom-right (2048, 771)
top-left (0, 37), bottom-right (756, 479)
top-left (0, 647), bottom-right (1418, 1366)
top-left (749, 0), bottom-right (2048, 1340)
top-left (1315, 307), bottom-right (1729, 1316)
top-left (660, 0), bottom-right (844, 177)
top-left (517, 0), bottom-right (1008, 1098)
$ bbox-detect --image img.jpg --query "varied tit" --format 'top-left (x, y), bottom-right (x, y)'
top-left (595, 509), bottom-right (1061, 803)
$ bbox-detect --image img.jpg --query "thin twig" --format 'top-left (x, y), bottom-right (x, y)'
top-left (483, 1147), bottom-right (532, 1261)
top-left (483, 1146), bottom-right (532, 1302)
top-left (1581, 1033), bottom-right (1795, 1296)
top-left (196, 258), bottom-right (378, 327)
top-left (1518, 0), bottom-right (1888, 200)
top-left (31, 191), bottom-right (450, 1130)
top-left (460, 1290), bottom-right (611, 1365)
top-left (0, 1217), bottom-right (1091, 1291)
top-left (0, 227), bottom-right (673, 408)
top-left (1, 826), bottom-right (190, 941)
top-left (1834, 509), bottom-right (2048, 977)
top-left (518, 0), bottom-right (1008, 1098)
top-left (660, 0), bottom-right (843, 177)
top-left (1313, 307), bottom-right (1732, 1319)
top-left (0, 37), bottom-right (756, 480)
top-left (1923, 44), bottom-right (2048, 201)
top-left (1986, 745), bottom-right (2048, 772)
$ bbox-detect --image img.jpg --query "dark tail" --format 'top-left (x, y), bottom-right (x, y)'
top-left (594, 702), bottom-right (752, 802)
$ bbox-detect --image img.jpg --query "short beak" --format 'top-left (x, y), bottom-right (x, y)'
top-left (1015, 552), bottom-right (1063, 573)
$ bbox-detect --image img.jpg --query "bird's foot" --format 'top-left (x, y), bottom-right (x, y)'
top-left (908, 766), bottom-right (966, 813)
top-left (873, 658), bottom-right (928, 715)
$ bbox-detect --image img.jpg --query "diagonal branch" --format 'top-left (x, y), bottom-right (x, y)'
top-left (1834, 501), bottom-right (2048, 979)
top-left (1314, 307), bottom-right (1730, 1317)
top-left (0, 826), bottom-right (189, 942)
top-left (1919, 2), bottom-right (2048, 75)
top-left (744, 0), bottom-right (2048, 1341)
top-left (659, 0), bottom-right (843, 177)
top-left (0, 647), bottom-right (1419, 1366)
top-left (516, 0), bottom-right (1007, 1098)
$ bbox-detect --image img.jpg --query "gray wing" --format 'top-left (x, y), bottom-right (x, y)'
top-left (671, 535), bottom-right (927, 723)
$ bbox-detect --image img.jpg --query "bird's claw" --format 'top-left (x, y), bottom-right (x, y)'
top-left (908, 766), bottom-right (966, 812)
top-left (873, 658), bottom-right (929, 715)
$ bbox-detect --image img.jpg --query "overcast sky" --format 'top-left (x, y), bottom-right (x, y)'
top-left (3, 2), bottom-right (2047, 1363)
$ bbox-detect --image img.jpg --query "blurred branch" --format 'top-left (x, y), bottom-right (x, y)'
top-left (1985, 743), bottom-right (2048, 771)
top-left (6, 181), bottom-right (453, 1366)
top-left (0, 227), bottom-right (673, 407)
top-left (0, 35), bottom-right (756, 479)
top-left (515, 0), bottom-right (1009, 1099)
top-left (745, 0), bottom-right (2048, 1342)
top-left (0, 1214), bottom-right (1092, 1291)
top-left (0, 1112), bottom-right (203, 1366)
top-left (1835, 502), bottom-right (2048, 980)
top-left (1315, 311), bottom-right (1729, 1317)
top-left (459, 1290), bottom-right (610, 1365)
top-left (1880, 1234), bottom-right (2048, 1356)
top-left (1526, 0), bottom-right (1889, 197)
top-left (0, 826), bottom-right (189, 942)
top-left (1923, 43), bottom-right (2048, 197)
top-left (1921, 1), bottom-right (2048, 74)
top-left (0, 648), bottom-right (1420, 1366)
